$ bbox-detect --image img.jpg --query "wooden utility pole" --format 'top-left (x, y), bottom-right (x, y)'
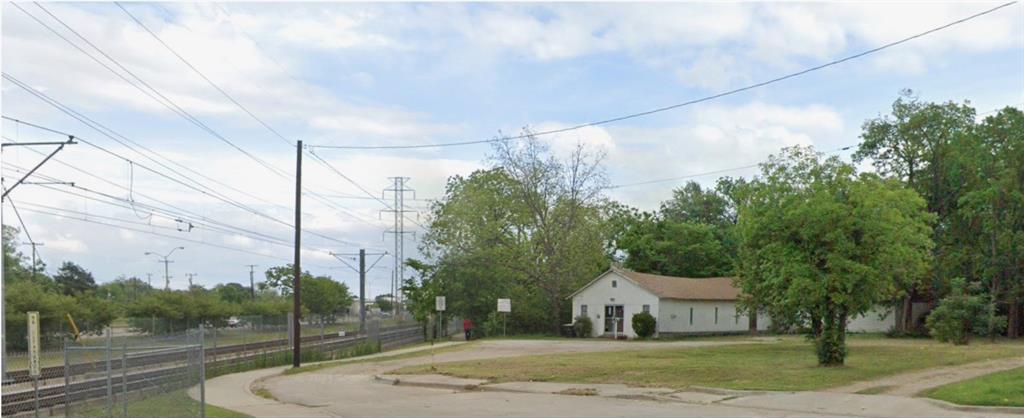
top-left (292, 140), bottom-right (302, 368)
top-left (246, 264), bottom-right (258, 299)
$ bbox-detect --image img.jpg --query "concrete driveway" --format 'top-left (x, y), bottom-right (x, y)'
top-left (198, 339), bottom-right (1022, 418)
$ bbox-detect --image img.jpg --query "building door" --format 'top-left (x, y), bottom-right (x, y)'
top-left (604, 305), bottom-right (624, 334)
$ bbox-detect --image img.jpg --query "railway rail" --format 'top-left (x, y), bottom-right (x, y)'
top-left (2, 324), bottom-right (424, 416)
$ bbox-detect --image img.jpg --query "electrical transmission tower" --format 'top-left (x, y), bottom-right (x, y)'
top-left (382, 177), bottom-right (416, 317)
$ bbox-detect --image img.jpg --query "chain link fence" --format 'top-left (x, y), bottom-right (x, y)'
top-left (2, 313), bottom-right (424, 417)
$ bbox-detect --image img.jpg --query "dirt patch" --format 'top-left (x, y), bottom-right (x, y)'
top-left (830, 357), bottom-right (1024, 396)
top-left (556, 387), bottom-right (599, 396)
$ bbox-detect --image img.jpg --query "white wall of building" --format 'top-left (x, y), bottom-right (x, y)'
top-left (657, 300), bottom-right (770, 334)
top-left (847, 306), bottom-right (896, 333)
top-left (571, 271), bottom-right (659, 338)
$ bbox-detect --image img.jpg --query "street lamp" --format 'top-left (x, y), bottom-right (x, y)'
top-left (145, 246), bottom-right (185, 290)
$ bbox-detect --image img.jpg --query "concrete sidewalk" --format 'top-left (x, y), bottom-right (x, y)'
top-left (189, 341), bottom-right (464, 417)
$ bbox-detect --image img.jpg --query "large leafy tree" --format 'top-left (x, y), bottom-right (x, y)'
top-left (616, 212), bottom-right (732, 277)
top-left (53, 261), bottom-right (97, 296)
top-left (408, 131), bottom-right (610, 333)
top-left (957, 108), bottom-right (1024, 337)
top-left (301, 276), bottom-right (353, 322)
top-left (214, 282), bottom-right (251, 305)
top-left (736, 146), bottom-right (934, 365)
top-left (854, 90), bottom-right (976, 330)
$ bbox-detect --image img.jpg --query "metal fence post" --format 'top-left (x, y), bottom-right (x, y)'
top-left (106, 326), bottom-right (113, 418)
top-left (122, 340), bottom-right (128, 418)
top-left (63, 338), bottom-right (70, 418)
top-left (199, 324), bottom-right (206, 418)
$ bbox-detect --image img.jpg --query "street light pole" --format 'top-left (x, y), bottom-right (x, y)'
top-left (145, 247), bottom-right (184, 291)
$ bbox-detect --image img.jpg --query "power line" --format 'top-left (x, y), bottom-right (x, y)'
top-left (102, 2), bottom-right (392, 230)
top-left (307, 1), bottom-right (1018, 151)
top-left (17, 2), bottom-right (290, 179)
top-left (0, 88), bottom-right (358, 247)
top-left (114, 1), bottom-right (294, 148)
top-left (306, 149), bottom-right (427, 230)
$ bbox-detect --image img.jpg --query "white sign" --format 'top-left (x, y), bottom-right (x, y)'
top-left (27, 311), bottom-right (41, 377)
top-left (435, 296), bottom-right (446, 312)
top-left (497, 298), bottom-right (511, 313)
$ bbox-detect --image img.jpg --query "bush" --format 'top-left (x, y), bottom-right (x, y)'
top-left (573, 315), bottom-right (593, 338)
top-left (926, 278), bottom-right (1005, 345)
top-left (632, 312), bottom-right (656, 339)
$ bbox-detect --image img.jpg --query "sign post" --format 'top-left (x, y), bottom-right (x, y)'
top-left (435, 296), bottom-right (446, 340)
top-left (497, 299), bottom-right (511, 337)
top-left (27, 311), bottom-right (40, 418)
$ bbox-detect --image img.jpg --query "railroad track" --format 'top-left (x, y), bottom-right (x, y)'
top-left (2, 325), bottom-right (424, 416)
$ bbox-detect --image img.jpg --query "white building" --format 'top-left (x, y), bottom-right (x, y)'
top-left (570, 268), bottom-right (894, 338)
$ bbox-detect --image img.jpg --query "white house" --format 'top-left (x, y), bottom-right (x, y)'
top-left (570, 268), bottom-right (895, 338)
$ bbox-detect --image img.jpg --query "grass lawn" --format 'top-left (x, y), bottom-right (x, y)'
top-left (79, 389), bottom-right (250, 417)
top-left (923, 367), bottom-right (1024, 407)
top-left (395, 336), bottom-right (1024, 392)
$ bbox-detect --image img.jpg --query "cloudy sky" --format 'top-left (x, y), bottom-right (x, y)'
top-left (2, 1), bottom-right (1021, 295)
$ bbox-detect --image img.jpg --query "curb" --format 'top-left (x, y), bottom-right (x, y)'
top-left (920, 397), bottom-right (1024, 415)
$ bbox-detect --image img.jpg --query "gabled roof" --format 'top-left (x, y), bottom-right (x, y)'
top-left (569, 267), bottom-right (741, 301)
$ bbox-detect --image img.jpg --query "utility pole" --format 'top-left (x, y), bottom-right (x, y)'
top-left (146, 273), bottom-right (152, 288)
top-left (186, 273), bottom-right (198, 289)
top-left (145, 246), bottom-right (184, 290)
top-left (292, 140), bottom-right (302, 368)
top-left (330, 250), bottom-right (387, 333)
top-left (382, 177), bottom-right (416, 318)
top-left (246, 264), bottom-right (258, 299)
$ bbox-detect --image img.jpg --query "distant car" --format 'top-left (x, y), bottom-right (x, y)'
top-left (227, 317), bottom-right (241, 328)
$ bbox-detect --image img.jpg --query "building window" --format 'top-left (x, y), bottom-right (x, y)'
top-left (642, 304), bottom-right (650, 313)
top-left (689, 307), bottom-right (694, 325)
top-left (581, 305), bottom-right (588, 316)
top-left (612, 280), bottom-right (617, 288)
top-left (715, 307), bottom-right (719, 324)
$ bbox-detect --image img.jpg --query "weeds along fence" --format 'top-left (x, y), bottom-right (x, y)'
top-left (1, 315), bottom-right (423, 417)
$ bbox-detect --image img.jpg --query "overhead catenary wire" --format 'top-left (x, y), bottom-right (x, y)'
top-left (114, 2), bottom-right (395, 230)
top-left (0, 84), bottom-right (360, 247)
top-left (19, 2), bottom-right (291, 179)
top-left (17, 2), bottom-right (387, 232)
top-left (307, 1), bottom-right (1018, 150)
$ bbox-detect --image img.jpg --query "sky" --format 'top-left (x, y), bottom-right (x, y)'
top-left (1, 1), bottom-right (1022, 296)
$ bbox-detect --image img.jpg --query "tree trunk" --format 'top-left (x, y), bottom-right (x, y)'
top-left (551, 294), bottom-right (563, 334)
top-left (748, 310), bottom-right (758, 335)
top-left (810, 314), bottom-right (822, 338)
top-left (1008, 297), bottom-right (1021, 339)
top-left (901, 293), bottom-right (914, 332)
top-left (817, 304), bottom-right (847, 366)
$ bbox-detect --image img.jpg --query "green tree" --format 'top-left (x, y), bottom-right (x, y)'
top-left (126, 290), bottom-right (240, 333)
top-left (661, 181), bottom-right (733, 226)
top-left (2, 225), bottom-right (51, 289)
top-left (854, 90), bottom-right (977, 331)
top-left (375, 294), bottom-right (394, 313)
top-left (301, 276), bottom-right (352, 322)
top-left (408, 131), bottom-right (610, 333)
top-left (263, 265), bottom-right (303, 294)
top-left (53, 261), bottom-right (97, 296)
top-left (616, 212), bottom-right (732, 277)
top-left (736, 146), bottom-right (934, 365)
top-left (957, 108), bottom-right (1024, 338)
top-left (214, 282), bottom-right (251, 305)
top-left (926, 278), bottom-right (1004, 345)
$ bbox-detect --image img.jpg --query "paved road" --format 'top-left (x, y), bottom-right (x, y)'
top-left (198, 339), bottom-right (1022, 418)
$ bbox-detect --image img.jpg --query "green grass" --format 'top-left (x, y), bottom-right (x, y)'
top-left (923, 367), bottom-right (1024, 407)
top-left (79, 389), bottom-right (250, 417)
top-left (395, 336), bottom-right (1024, 392)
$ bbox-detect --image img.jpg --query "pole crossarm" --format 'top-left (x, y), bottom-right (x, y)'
top-left (2, 136), bottom-right (76, 199)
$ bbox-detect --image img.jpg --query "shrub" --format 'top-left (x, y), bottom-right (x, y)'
top-left (632, 312), bottom-right (656, 339)
top-left (926, 278), bottom-right (1004, 345)
top-left (573, 315), bottom-right (593, 338)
